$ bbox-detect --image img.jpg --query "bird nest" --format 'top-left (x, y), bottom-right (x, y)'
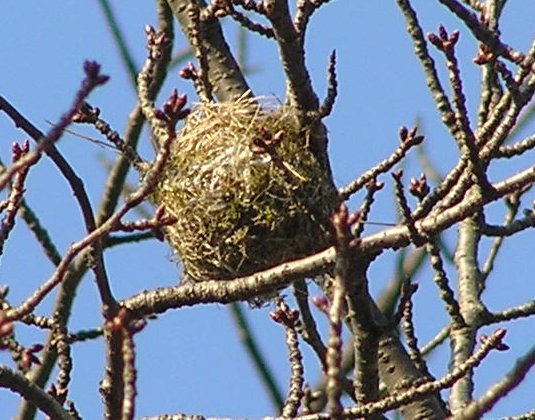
top-left (150, 96), bottom-right (338, 281)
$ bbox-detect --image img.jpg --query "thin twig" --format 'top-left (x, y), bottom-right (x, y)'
top-left (426, 239), bottom-right (466, 328)
top-left (480, 191), bottom-right (524, 281)
top-left (0, 365), bottom-right (74, 420)
top-left (339, 126), bottom-right (423, 200)
top-left (121, 327), bottom-right (137, 420)
top-left (0, 142), bottom-right (32, 255)
top-left (271, 299), bottom-right (305, 418)
top-left (229, 302), bottom-right (284, 411)
top-left (187, 0), bottom-right (213, 101)
top-left (313, 50), bottom-right (338, 120)
top-left (97, 0), bottom-right (138, 86)
top-left (453, 341), bottom-right (535, 419)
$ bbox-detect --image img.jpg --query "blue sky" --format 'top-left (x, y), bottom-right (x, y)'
top-left (1, 1), bottom-right (535, 418)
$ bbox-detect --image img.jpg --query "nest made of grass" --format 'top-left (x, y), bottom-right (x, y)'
top-left (151, 96), bottom-right (338, 280)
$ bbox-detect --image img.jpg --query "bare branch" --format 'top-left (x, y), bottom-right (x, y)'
top-left (0, 365), bottom-right (75, 420)
top-left (454, 341), bottom-right (535, 419)
top-left (271, 299), bottom-right (305, 418)
top-left (166, 0), bottom-right (251, 101)
top-left (340, 126), bottom-right (423, 200)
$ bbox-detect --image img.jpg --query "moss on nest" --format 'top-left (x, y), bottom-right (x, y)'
top-left (151, 96), bottom-right (338, 280)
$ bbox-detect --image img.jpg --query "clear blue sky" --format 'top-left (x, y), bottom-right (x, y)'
top-left (1, 1), bottom-right (534, 418)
